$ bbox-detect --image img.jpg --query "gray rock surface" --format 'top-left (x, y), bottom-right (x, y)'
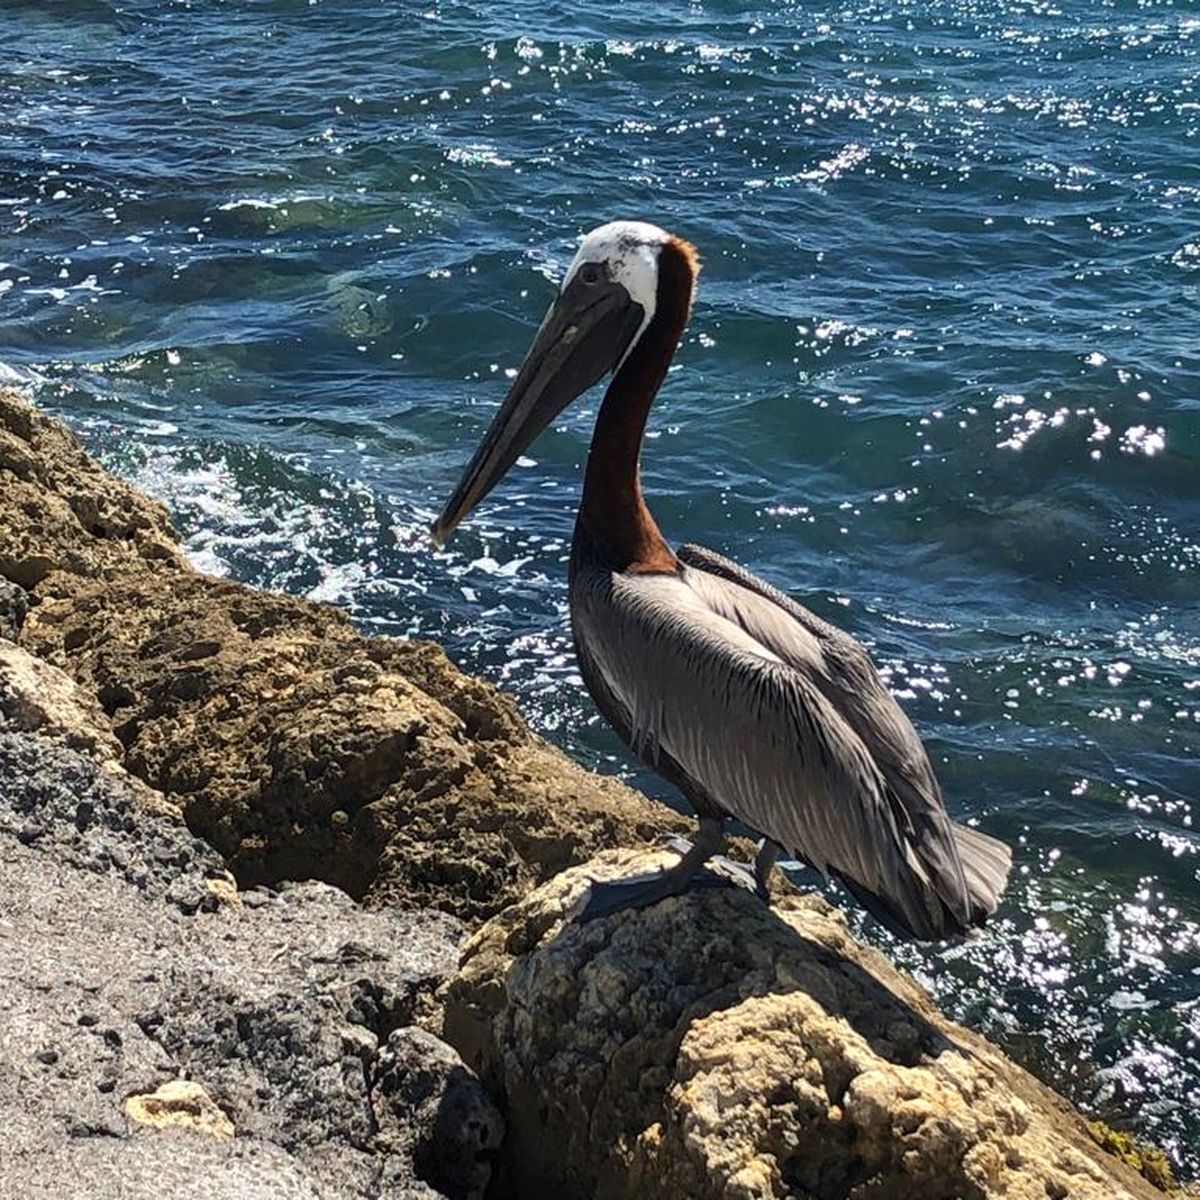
top-left (0, 731), bottom-right (500, 1200)
top-left (0, 731), bottom-right (222, 904)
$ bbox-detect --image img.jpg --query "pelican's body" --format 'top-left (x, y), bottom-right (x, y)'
top-left (433, 221), bottom-right (1011, 940)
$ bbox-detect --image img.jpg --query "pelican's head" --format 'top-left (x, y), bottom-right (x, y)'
top-left (431, 220), bottom-right (683, 546)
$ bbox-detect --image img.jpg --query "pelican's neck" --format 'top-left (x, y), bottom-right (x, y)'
top-left (578, 237), bottom-right (697, 573)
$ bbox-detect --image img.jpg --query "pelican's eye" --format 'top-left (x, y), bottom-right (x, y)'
top-left (578, 261), bottom-right (604, 286)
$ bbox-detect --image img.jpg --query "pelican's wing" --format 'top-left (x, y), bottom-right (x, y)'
top-left (571, 564), bottom-right (974, 939)
top-left (677, 542), bottom-right (1010, 923)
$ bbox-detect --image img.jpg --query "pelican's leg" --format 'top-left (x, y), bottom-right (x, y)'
top-left (576, 816), bottom-right (726, 921)
top-left (754, 839), bottom-right (783, 904)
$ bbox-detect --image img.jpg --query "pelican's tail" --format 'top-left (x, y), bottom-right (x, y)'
top-left (951, 821), bottom-right (1012, 926)
top-left (832, 822), bottom-right (1012, 943)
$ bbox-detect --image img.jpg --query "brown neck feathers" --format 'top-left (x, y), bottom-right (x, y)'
top-left (578, 235), bottom-right (698, 572)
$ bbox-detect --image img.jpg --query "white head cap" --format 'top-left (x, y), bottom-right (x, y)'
top-left (562, 220), bottom-right (670, 336)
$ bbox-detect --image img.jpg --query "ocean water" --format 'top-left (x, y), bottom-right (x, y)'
top-left (2, 0), bottom-right (1197, 1174)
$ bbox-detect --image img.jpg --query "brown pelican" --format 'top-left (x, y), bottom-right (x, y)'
top-left (432, 220), bottom-right (1011, 939)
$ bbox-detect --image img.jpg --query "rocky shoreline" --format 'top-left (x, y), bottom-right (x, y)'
top-left (0, 388), bottom-right (1177, 1198)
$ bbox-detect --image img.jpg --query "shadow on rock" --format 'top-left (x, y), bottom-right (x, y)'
top-left (375, 1028), bottom-right (503, 1200)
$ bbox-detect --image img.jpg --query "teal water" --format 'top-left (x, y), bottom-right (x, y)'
top-left (2, 0), bottom-right (1198, 1173)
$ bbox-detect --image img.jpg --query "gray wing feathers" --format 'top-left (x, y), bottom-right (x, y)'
top-left (677, 543), bottom-right (944, 807)
top-left (571, 567), bottom-right (957, 937)
top-left (676, 542), bottom-right (981, 920)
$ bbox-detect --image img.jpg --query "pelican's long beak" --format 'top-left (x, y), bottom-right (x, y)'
top-left (431, 275), bottom-right (645, 546)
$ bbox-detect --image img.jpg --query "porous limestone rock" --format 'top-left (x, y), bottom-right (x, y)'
top-left (0, 388), bottom-right (682, 922)
top-left (0, 390), bottom-right (181, 587)
top-left (445, 848), bottom-right (1164, 1200)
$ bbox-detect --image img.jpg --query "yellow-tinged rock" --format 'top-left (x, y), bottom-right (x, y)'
top-left (445, 848), bottom-right (1166, 1200)
top-left (125, 1080), bottom-right (234, 1139)
top-left (205, 876), bottom-right (241, 908)
top-left (1, 388), bottom-right (685, 922)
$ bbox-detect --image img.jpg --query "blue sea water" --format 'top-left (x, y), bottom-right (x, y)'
top-left (2, 0), bottom-right (1198, 1174)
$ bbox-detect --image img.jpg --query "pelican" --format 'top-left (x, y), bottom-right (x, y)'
top-left (432, 220), bottom-right (1011, 939)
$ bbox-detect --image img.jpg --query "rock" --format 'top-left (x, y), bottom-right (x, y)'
top-left (0, 638), bottom-right (125, 767)
top-left (444, 848), bottom-right (1165, 1200)
top-left (0, 733), bottom-right (216, 902)
top-left (1086, 1122), bottom-right (1179, 1193)
top-left (375, 1027), bottom-right (504, 1200)
top-left (0, 390), bottom-right (181, 588)
top-left (126, 1080), bottom-right (235, 1139)
top-left (6, 1127), bottom-right (462, 1200)
top-left (0, 578), bottom-right (28, 638)
top-left (0, 388), bottom-right (683, 922)
top-left (0, 729), bottom-right (485, 1200)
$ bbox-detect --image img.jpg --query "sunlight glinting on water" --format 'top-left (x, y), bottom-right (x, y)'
top-left (2, 0), bottom-right (1198, 1173)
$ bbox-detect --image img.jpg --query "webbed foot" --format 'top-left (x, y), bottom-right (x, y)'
top-left (575, 868), bottom-right (713, 921)
top-left (573, 822), bottom-right (777, 922)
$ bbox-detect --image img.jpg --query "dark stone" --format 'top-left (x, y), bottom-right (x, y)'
top-left (0, 579), bottom-right (29, 638)
top-left (375, 1028), bottom-right (503, 1200)
top-left (0, 734), bottom-right (225, 907)
top-left (17, 820), bottom-right (44, 844)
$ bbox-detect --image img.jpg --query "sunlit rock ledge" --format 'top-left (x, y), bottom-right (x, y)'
top-left (0, 389), bottom-right (1171, 1199)
top-left (0, 389), bottom-right (685, 922)
top-left (448, 848), bottom-right (1171, 1199)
